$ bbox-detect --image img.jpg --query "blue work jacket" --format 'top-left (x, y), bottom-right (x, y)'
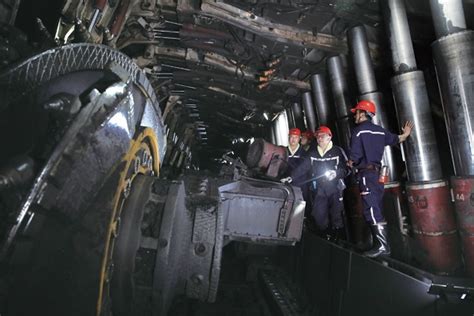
top-left (349, 120), bottom-right (399, 169)
top-left (284, 145), bottom-right (306, 182)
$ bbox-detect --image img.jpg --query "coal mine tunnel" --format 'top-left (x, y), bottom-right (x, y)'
top-left (0, 0), bottom-right (474, 315)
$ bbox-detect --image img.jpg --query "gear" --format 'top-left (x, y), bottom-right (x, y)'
top-left (97, 127), bottom-right (160, 315)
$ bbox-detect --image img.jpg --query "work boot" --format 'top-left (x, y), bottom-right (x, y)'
top-left (363, 223), bottom-right (390, 258)
top-left (313, 227), bottom-right (331, 240)
top-left (330, 227), bottom-right (346, 243)
top-left (303, 217), bottom-right (318, 233)
top-left (315, 227), bottom-right (331, 240)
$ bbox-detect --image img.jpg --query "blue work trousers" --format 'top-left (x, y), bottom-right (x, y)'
top-left (311, 184), bottom-right (344, 230)
top-left (358, 170), bottom-right (385, 224)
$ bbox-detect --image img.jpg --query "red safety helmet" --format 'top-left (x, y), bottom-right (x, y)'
top-left (315, 125), bottom-right (332, 137)
top-left (288, 128), bottom-right (301, 136)
top-left (301, 130), bottom-right (313, 139)
top-left (351, 100), bottom-right (376, 115)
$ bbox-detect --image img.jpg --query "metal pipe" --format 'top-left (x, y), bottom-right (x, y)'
top-left (310, 74), bottom-right (331, 126)
top-left (286, 108), bottom-right (295, 129)
top-left (383, 0), bottom-right (417, 73)
top-left (327, 55), bottom-right (352, 151)
top-left (432, 31), bottom-right (474, 176)
top-left (302, 92), bottom-right (317, 132)
top-left (347, 24), bottom-right (402, 181)
top-left (383, 0), bottom-right (443, 182)
top-left (154, 47), bottom-right (310, 90)
top-left (291, 102), bottom-right (305, 131)
top-left (201, 0), bottom-right (349, 54)
top-left (391, 72), bottom-right (443, 181)
top-left (270, 125), bottom-right (277, 144)
top-left (110, 0), bottom-right (131, 36)
top-left (275, 111), bottom-right (289, 146)
top-left (88, 9), bottom-right (101, 33)
top-left (429, 0), bottom-right (467, 38)
top-left (347, 25), bottom-right (377, 94)
top-left (359, 92), bottom-right (401, 181)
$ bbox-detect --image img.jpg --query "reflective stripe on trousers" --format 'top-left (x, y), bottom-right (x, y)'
top-left (358, 170), bottom-right (385, 224)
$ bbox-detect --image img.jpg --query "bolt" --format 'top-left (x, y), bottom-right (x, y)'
top-left (194, 243), bottom-right (206, 256)
top-left (105, 262), bottom-right (115, 282)
top-left (142, 151), bottom-right (149, 166)
top-left (134, 157), bottom-right (141, 173)
top-left (191, 273), bottom-right (203, 285)
top-left (123, 179), bottom-right (132, 198)
top-left (158, 238), bottom-right (168, 248)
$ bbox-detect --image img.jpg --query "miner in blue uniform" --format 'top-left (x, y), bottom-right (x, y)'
top-left (348, 100), bottom-right (413, 258)
top-left (308, 126), bottom-right (348, 239)
top-left (299, 130), bottom-right (315, 215)
top-left (300, 130), bottom-right (314, 152)
top-left (286, 126), bottom-right (349, 240)
top-left (281, 127), bottom-right (314, 216)
top-left (282, 128), bottom-right (307, 186)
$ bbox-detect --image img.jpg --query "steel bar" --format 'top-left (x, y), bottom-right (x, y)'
top-left (432, 31), bottom-right (474, 176)
top-left (310, 74), bottom-right (331, 126)
top-left (391, 72), bottom-right (443, 181)
top-left (429, 0), bottom-right (467, 38)
top-left (302, 91), bottom-right (317, 132)
top-left (327, 55), bottom-right (352, 151)
top-left (383, 0), bottom-right (417, 73)
top-left (347, 25), bottom-right (377, 94)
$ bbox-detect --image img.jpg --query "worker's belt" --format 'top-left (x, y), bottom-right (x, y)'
top-left (357, 164), bottom-right (380, 172)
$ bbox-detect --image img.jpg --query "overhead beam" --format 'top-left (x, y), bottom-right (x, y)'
top-left (200, 0), bottom-right (382, 61)
top-left (201, 0), bottom-right (347, 54)
top-left (152, 46), bottom-right (311, 90)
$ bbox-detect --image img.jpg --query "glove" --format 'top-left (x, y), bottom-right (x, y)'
top-left (280, 177), bottom-right (293, 184)
top-left (325, 170), bottom-right (337, 181)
